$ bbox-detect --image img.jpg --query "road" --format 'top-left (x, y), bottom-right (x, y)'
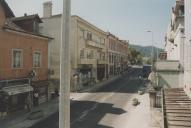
top-left (30, 67), bottom-right (151, 128)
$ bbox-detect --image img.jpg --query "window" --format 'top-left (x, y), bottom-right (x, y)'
top-left (12, 49), bottom-right (23, 68)
top-left (101, 38), bottom-right (105, 45)
top-left (80, 50), bottom-right (85, 58)
top-left (87, 32), bottom-right (92, 40)
top-left (33, 21), bottom-right (39, 33)
top-left (33, 52), bottom-right (41, 67)
top-left (79, 28), bottom-right (85, 38)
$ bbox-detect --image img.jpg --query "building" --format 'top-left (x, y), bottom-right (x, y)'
top-left (165, 0), bottom-right (184, 66)
top-left (184, 0), bottom-right (191, 97)
top-left (0, 0), bottom-right (51, 114)
top-left (156, 0), bottom-right (184, 88)
top-left (107, 33), bottom-right (129, 77)
top-left (40, 1), bottom-right (108, 91)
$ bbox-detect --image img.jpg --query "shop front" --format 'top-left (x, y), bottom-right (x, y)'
top-left (0, 84), bottom-right (33, 114)
top-left (97, 64), bottom-right (105, 81)
top-left (32, 81), bottom-right (49, 105)
top-left (78, 64), bottom-right (93, 87)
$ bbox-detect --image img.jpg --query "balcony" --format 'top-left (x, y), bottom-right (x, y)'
top-left (78, 58), bottom-right (97, 65)
top-left (86, 40), bottom-right (105, 49)
top-left (98, 59), bottom-right (107, 64)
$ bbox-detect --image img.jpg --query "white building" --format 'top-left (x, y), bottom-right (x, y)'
top-left (156, 0), bottom-right (184, 88)
top-left (184, 0), bottom-right (191, 97)
top-left (165, 0), bottom-right (184, 66)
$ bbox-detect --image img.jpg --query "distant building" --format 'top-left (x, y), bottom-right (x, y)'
top-left (0, 0), bottom-right (51, 114)
top-left (107, 33), bottom-right (129, 77)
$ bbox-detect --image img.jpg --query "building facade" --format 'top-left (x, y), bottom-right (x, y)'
top-left (159, 0), bottom-right (184, 88)
top-left (0, 0), bottom-right (50, 114)
top-left (184, 0), bottom-right (191, 97)
top-left (40, 1), bottom-right (129, 91)
top-left (107, 33), bottom-right (129, 77)
top-left (165, 0), bottom-right (184, 66)
top-left (40, 2), bottom-right (108, 91)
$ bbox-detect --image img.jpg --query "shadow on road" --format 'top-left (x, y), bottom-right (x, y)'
top-left (87, 75), bottom-right (149, 94)
top-left (71, 100), bottom-right (126, 128)
top-left (30, 100), bottom-right (126, 128)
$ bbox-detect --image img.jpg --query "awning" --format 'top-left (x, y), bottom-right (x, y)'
top-left (2, 84), bottom-right (33, 95)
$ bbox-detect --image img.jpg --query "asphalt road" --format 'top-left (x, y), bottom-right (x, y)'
top-left (30, 67), bottom-right (150, 128)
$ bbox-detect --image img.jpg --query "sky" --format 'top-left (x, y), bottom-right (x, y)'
top-left (6, 0), bottom-right (175, 48)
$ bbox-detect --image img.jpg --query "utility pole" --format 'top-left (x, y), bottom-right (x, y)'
top-left (59, 0), bottom-right (71, 128)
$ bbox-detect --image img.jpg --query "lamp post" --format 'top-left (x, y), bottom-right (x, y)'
top-left (156, 42), bottom-right (158, 62)
top-left (147, 30), bottom-right (154, 70)
top-left (59, 0), bottom-right (71, 128)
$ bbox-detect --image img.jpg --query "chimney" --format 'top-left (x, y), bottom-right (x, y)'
top-left (43, 1), bottom-right (52, 18)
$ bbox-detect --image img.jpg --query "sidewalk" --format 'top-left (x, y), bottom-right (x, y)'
top-left (0, 98), bottom-right (59, 128)
top-left (0, 75), bottom-right (123, 128)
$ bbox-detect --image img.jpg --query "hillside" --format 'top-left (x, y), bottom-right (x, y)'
top-left (129, 44), bottom-right (164, 57)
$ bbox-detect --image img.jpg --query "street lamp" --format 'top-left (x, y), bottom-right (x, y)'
top-left (147, 30), bottom-right (154, 70)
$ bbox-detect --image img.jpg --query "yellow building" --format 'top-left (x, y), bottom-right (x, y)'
top-left (71, 16), bottom-right (108, 91)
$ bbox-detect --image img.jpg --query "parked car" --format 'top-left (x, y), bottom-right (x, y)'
top-left (142, 65), bottom-right (152, 78)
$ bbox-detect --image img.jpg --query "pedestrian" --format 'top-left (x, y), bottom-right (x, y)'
top-left (1, 98), bottom-right (8, 119)
top-left (33, 90), bottom-right (39, 106)
top-left (0, 96), bottom-right (3, 119)
top-left (55, 88), bottom-right (59, 97)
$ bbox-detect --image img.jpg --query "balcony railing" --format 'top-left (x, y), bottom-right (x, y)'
top-left (86, 40), bottom-right (105, 49)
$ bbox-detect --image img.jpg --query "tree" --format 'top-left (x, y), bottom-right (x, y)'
top-left (129, 48), bottom-right (143, 65)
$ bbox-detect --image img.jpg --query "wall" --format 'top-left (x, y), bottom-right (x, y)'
top-left (40, 15), bottom-right (61, 80)
top-left (157, 72), bottom-right (183, 88)
top-left (156, 61), bottom-right (184, 88)
top-left (184, 0), bottom-right (191, 97)
top-left (0, 29), bottom-right (48, 81)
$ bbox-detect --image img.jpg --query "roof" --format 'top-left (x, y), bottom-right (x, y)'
top-left (3, 25), bottom-right (53, 39)
top-left (11, 14), bottom-right (42, 23)
top-left (0, 1), bottom-right (51, 39)
top-left (5, 18), bottom-right (25, 31)
top-left (0, 0), bottom-right (14, 18)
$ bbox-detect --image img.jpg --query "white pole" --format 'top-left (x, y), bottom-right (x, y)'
top-left (156, 42), bottom-right (158, 62)
top-left (59, 0), bottom-right (71, 128)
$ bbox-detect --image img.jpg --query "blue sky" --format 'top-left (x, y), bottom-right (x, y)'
top-left (6, 0), bottom-right (175, 48)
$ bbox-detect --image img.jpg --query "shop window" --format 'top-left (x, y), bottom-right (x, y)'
top-left (12, 49), bottom-right (23, 68)
top-left (33, 51), bottom-right (41, 67)
top-left (87, 32), bottom-right (92, 40)
top-left (79, 28), bottom-right (85, 38)
top-left (80, 50), bottom-right (85, 59)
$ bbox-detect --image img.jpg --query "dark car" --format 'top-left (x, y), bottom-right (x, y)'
top-left (142, 65), bottom-right (152, 78)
